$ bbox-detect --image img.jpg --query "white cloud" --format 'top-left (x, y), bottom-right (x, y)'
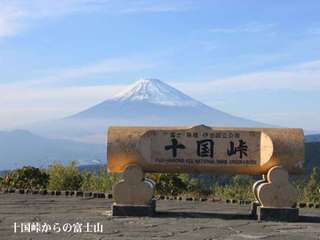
top-left (2, 59), bottom-right (320, 129)
top-left (174, 60), bottom-right (320, 94)
top-left (209, 23), bottom-right (274, 34)
top-left (0, 55), bottom-right (153, 128)
top-left (0, 0), bottom-right (84, 37)
top-left (0, 84), bottom-right (125, 128)
top-left (0, 2), bottom-right (27, 37)
top-left (119, 0), bottom-right (193, 14)
top-left (25, 58), bottom-right (154, 86)
top-left (245, 111), bottom-right (320, 132)
top-left (307, 27), bottom-right (320, 35)
top-left (0, 0), bottom-right (191, 38)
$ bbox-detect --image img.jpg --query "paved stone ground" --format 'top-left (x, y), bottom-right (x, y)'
top-left (0, 194), bottom-right (320, 240)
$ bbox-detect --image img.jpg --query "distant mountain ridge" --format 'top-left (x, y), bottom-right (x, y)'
top-left (305, 134), bottom-right (320, 143)
top-left (305, 142), bottom-right (320, 173)
top-left (0, 130), bottom-right (105, 170)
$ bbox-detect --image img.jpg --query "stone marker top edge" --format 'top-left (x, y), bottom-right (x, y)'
top-left (107, 125), bottom-right (304, 132)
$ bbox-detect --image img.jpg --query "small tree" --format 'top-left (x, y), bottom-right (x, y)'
top-left (304, 167), bottom-right (320, 202)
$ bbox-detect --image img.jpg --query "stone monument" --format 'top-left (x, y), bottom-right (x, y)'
top-left (112, 164), bottom-right (155, 216)
top-left (107, 125), bottom-right (304, 220)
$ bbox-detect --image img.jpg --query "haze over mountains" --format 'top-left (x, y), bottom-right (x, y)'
top-left (28, 79), bottom-right (267, 144)
top-left (0, 130), bottom-right (105, 170)
top-left (0, 78), bottom-right (318, 170)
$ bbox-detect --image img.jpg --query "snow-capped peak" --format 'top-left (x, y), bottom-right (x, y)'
top-left (113, 78), bottom-right (202, 107)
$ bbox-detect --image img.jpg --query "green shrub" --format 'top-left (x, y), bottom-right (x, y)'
top-left (148, 173), bottom-right (255, 199)
top-left (47, 161), bottom-right (82, 191)
top-left (186, 178), bottom-right (212, 197)
top-left (1, 166), bottom-right (48, 189)
top-left (148, 173), bottom-right (188, 196)
top-left (80, 170), bottom-right (121, 192)
top-left (213, 175), bottom-right (254, 200)
top-left (6, 161), bottom-right (318, 203)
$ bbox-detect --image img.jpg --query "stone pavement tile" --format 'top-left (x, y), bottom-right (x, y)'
top-left (0, 194), bottom-right (319, 240)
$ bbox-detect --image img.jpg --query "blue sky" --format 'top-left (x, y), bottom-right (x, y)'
top-left (0, 0), bottom-right (320, 132)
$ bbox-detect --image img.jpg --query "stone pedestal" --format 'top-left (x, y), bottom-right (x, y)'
top-left (257, 206), bottom-right (299, 222)
top-left (250, 201), bottom-right (260, 218)
top-left (112, 200), bottom-right (156, 217)
top-left (111, 164), bottom-right (156, 217)
top-left (252, 166), bottom-right (299, 221)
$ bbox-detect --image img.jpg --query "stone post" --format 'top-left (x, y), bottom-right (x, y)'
top-left (112, 164), bottom-right (155, 216)
top-left (254, 166), bottom-right (299, 221)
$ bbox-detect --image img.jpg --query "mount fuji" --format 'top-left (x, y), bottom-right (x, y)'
top-left (28, 78), bottom-right (268, 144)
top-left (6, 78), bottom-right (318, 172)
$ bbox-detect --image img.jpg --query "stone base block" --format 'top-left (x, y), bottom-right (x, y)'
top-left (112, 200), bottom-right (156, 217)
top-left (250, 201), bottom-right (260, 218)
top-left (257, 206), bottom-right (299, 222)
